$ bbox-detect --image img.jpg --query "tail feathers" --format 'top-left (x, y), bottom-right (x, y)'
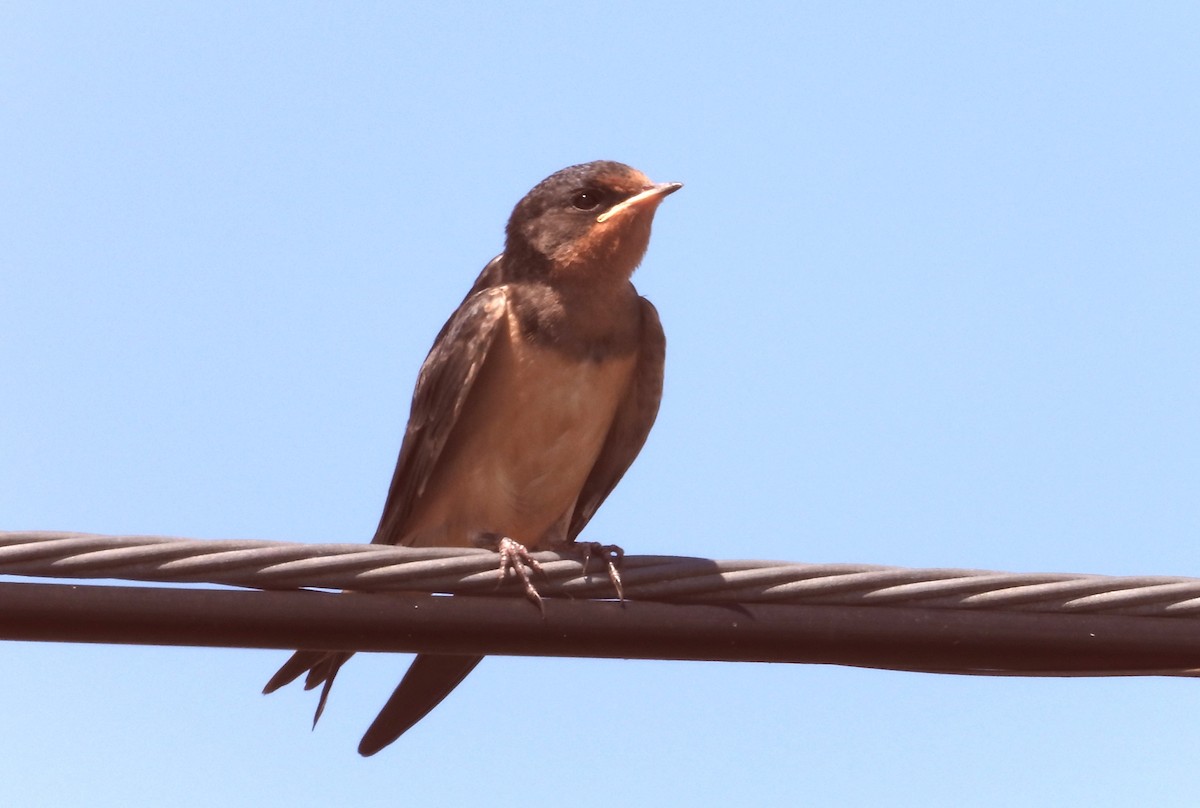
top-left (263, 650), bottom-right (328, 694)
top-left (265, 650), bottom-right (480, 751)
top-left (264, 650), bottom-right (353, 728)
top-left (357, 654), bottom-right (483, 757)
top-left (308, 652), bottom-right (351, 727)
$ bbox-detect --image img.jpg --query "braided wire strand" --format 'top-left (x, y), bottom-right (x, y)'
top-left (3, 531), bottom-right (1199, 617)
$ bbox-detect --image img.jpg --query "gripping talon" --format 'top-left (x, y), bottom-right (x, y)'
top-left (576, 541), bottom-right (625, 601)
top-left (606, 557), bottom-right (624, 602)
top-left (496, 536), bottom-right (545, 613)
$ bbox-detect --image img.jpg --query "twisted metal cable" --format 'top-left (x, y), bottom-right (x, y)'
top-left (3, 530), bottom-right (1199, 617)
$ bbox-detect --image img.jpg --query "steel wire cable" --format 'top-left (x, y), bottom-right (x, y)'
top-left (3, 531), bottom-right (1200, 616)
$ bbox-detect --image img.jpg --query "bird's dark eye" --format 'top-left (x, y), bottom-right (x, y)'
top-left (571, 188), bottom-right (607, 211)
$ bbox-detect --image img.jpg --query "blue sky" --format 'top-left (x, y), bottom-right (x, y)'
top-left (3, 2), bottom-right (1199, 805)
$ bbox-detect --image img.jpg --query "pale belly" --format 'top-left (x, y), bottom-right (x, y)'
top-left (401, 311), bottom-right (636, 549)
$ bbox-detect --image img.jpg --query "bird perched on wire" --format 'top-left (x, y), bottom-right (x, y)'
top-left (263, 160), bottom-right (681, 756)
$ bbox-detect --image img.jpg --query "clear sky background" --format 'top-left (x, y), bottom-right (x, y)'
top-left (3, 3), bottom-right (1199, 806)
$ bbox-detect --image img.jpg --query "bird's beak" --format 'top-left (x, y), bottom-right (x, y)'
top-left (596, 181), bottom-right (683, 223)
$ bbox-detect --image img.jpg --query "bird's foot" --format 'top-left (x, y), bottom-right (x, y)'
top-left (573, 541), bottom-right (625, 601)
top-left (488, 536), bottom-right (545, 613)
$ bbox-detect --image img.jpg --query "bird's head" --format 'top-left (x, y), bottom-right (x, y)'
top-left (505, 161), bottom-right (682, 284)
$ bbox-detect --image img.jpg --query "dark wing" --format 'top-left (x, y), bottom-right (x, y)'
top-left (567, 297), bottom-right (666, 541)
top-left (373, 281), bottom-right (510, 545)
top-left (356, 272), bottom-right (510, 745)
top-left (354, 296), bottom-right (666, 755)
top-left (357, 654), bottom-right (483, 756)
top-left (265, 272), bottom-right (509, 729)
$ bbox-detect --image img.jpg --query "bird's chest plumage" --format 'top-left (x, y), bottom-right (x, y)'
top-left (402, 305), bottom-right (637, 549)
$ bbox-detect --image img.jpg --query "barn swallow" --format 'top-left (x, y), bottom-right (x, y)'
top-left (263, 161), bottom-right (680, 756)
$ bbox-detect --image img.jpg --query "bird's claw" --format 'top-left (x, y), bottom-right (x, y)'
top-left (576, 541), bottom-right (625, 601)
top-left (496, 536), bottom-right (545, 613)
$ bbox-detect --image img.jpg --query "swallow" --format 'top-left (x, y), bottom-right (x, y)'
top-left (263, 160), bottom-right (680, 756)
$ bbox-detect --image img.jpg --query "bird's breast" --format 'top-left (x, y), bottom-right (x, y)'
top-left (402, 305), bottom-right (637, 549)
